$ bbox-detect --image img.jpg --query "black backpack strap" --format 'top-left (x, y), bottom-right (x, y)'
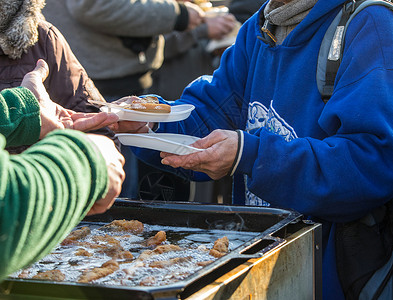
top-left (317, 0), bottom-right (393, 103)
top-left (336, 202), bottom-right (393, 299)
top-left (316, 8), bottom-right (344, 102)
top-left (317, 0), bottom-right (366, 102)
top-left (323, 1), bottom-right (361, 101)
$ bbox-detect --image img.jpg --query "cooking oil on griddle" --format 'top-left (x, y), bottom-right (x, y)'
top-left (10, 221), bottom-right (259, 287)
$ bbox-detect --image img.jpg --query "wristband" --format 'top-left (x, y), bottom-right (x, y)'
top-left (174, 3), bottom-right (189, 32)
top-left (228, 129), bottom-right (243, 176)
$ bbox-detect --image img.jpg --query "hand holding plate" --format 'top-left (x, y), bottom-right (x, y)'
top-left (109, 120), bottom-right (154, 133)
top-left (160, 129), bottom-right (238, 180)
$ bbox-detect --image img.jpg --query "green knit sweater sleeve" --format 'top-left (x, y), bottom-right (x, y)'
top-left (0, 95), bottom-right (109, 280)
top-left (0, 87), bottom-right (41, 147)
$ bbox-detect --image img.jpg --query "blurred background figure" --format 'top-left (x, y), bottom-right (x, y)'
top-left (228, 0), bottom-right (266, 23)
top-left (0, 0), bottom-right (117, 153)
top-left (149, 2), bottom-right (237, 100)
top-left (43, 0), bottom-right (205, 200)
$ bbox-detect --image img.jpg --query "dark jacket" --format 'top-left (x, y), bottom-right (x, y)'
top-left (229, 0), bottom-right (266, 23)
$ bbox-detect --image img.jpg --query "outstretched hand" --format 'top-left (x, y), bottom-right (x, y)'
top-left (205, 13), bottom-right (237, 40)
top-left (184, 1), bottom-right (205, 30)
top-left (69, 111), bottom-right (120, 132)
top-left (21, 59), bottom-right (119, 139)
top-left (108, 120), bottom-right (153, 133)
top-left (21, 59), bottom-right (51, 103)
top-left (160, 129), bottom-right (238, 180)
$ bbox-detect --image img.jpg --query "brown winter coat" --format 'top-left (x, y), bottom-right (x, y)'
top-left (0, 20), bottom-right (117, 145)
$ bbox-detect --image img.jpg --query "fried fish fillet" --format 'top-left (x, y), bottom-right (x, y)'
top-left (209, 236), bottom-right (229, 258)
top-left (61, 227), bottom-right (91, 245)
top-left (32, 270), bottom-right (65, 281)
top-left (146, 231), bottom-right (166, 247)
top-left (78, 260), bottom-right (119, 283)
top-left (101, 219), bottom-right (144, 234)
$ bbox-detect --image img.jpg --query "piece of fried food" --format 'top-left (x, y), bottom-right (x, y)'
top-left (193, 0), bottom-right (212, 11)
top-left (209, 236), bottom-right (229, 258)
top-left (91, 234), bottom-right (129, 258)
top-left (197, 260), bottom-right (214, 267)
top-left (76, 241), bottom-right (105, 249)
top-left (18, 270), bottom-right (30, 279)
top-left (61, 227), bottom-right (91, 245)
top-left (123, 95), bottom-right (171, 113)
top-left (75, 248), bottom-right (92, 257)
top-left (149, 256), bottom-right (191, 268)
top-left (146, 231), bottom-right (166, 247)
top-left (153, 244), bottom-right (181, 254)
top-left (115, 250), bottom-right (134, 261)
top-left (139, 276), bottom-right (156, 286)
top-left (32, 270), bottom-right (65, 281)
top-left (101, 219), bottom-right (144, 234)
top-left (78, 260), bottom-right (119, 283)
top-left (93, 234), bottom-right (121, 246)
top-left (97, 244), bottom-right (124, 258)
top-left (137, 244), bottom-right (182, 261)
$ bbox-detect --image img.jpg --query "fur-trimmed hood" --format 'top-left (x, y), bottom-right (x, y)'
top-left (0, 0), bottom-right (45, 59)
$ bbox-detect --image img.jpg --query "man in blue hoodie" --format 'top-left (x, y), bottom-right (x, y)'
top-left (111, 0), bottom-right (393, 298)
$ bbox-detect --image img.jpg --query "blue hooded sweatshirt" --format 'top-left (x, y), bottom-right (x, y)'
top-left (133, 1), bottom-right (393, 298)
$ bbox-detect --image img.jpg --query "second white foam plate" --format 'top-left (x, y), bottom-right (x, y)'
top-left (100, 104), bottom-right (195, 122)
top-left (116, 133), bottom-right (204, 155)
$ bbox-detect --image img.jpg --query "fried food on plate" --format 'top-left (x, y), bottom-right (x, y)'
top-left (123, 95), bottom-right (171, 113)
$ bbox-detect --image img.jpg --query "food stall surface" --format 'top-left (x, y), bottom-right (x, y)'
top-left (0, 199), bottom-right (322, 300)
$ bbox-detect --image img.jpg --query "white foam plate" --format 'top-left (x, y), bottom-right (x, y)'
top-left (100, 104), bottom-right (195, 122)
top-left (116, 133), bottom-right (204, 155)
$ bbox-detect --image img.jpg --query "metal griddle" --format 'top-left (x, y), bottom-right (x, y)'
top-left (0, 199), bottom-right (322, 300)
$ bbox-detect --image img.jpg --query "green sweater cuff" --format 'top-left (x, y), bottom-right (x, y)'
top-left (0, 87), bottom-right (41, 147)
